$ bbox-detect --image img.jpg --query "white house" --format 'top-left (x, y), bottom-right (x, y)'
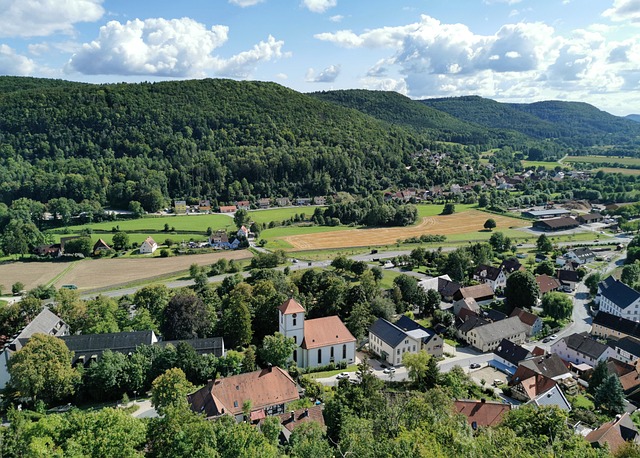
top-left (550, 333), bottom-right (610, 367)
top-left (0, 309), bottom-right (69, 389)
top-left (278, 298), bottom-right (356, 369)
top-left (564, 247), bottom-right (596, 265)
top-left (368, 316), bottom-right (443, 366)
top-left (237, 225), bottom-right (249, 239)
top-left (608, 337), bottom-right (640, 365)
top-left (597, 276), bottom-right (640, 322)
top-left (139, 236), bottom-right (158, 254)
top-left (472, 265), bottom-right (507, 291)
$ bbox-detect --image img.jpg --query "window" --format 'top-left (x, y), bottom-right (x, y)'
top-left (293, 350), bottom-right (297, 362)
top-left (292, 313), bottom-right (297, 326)
top-left (343, 344), bottom-right (347, 359)
top-left (397, 349), bottom-right (400, 355)
top-left (317, 348), bottom-right (322, 362)
top-left (413, 345), bottom-right (416, 352)
top-left (330, 347), bottom-right (334, 358)
top-left (293, 336), bottom-right (297, 344)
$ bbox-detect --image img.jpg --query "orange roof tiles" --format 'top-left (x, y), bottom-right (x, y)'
top-left (454, 399), bottom-right (511, 428)
top-left (301, 316), bottom-right (355, 350)
top-left (278, 298), bottom-right (305, 315)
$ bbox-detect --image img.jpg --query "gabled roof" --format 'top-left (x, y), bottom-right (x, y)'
top-left (557, 333), bottom-right (609, 360)
top-left (454, 297), bottom-right (480, 314)
top-left (395, 315), bottom-right (438, 343)
top-left (500, 259), bottom-right (523, 274)
top-left (586, 413), bottom-right (639, 453)
top-left (278, 298), bottom-right (305, 315)
top-left (494, 338), bottom-right (532, 366)
top-left (593, 312), bottom-right (640, 339)
top-left (569, 247), bottom-right (595, 260)
top-left (188, 367), bottom-right (299, 417)
top-left (471, 317), bottom-right (527, 343)
top-left (535, 274), bottom-right (561, 294)
top-left (158, 337), bottom-right (225, 357)
top-left (515, 354), bottom-right (571, 381)
top-left (418, 274), bottom-right (451, 293)
top-left (457, 284), bottom-right (494, 301)
top-left (599, 276), bottom-right (640, 310)
top-left (535, 217), bottom-right (579, 229)
top-left (274, 405), bottom-right (326, 435)
top-left (518, 374), bottom-right (557, 400)
top-left (369, 318), bottom-right (408, 348)
top-left (558, 269), bottom-right (580, 284)
top-left (473, 264), bottom-right (503, 282)
top-left (458, 316), bottom-right (489, 334)
top-left (143, 236), bottom-right (156, 246)
top-left (612, 336), bottom-right (640, 358)
top-left (7, 308), bottom-right (68, 352)
top-left (301, 316), bottom-right (355, 350)
top-left (528, 385), bottom-right (571, 411)
top-left (93, 238), bottom-right (111, 250)
top-left (61, 330), bottom-right (156, 363)
top-left (439, 278), bottom-right (462, 297)
top-left (510, 307), bottom-right (542, 327)
top-left (454, 400), bottom-right (511, 428)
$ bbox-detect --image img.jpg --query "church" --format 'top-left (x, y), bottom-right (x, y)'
top-left (278, 297), bottom-right (356, 369)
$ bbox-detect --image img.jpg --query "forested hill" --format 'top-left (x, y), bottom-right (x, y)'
top-left (0, 77), bottom-right (433, 207)
top-left (421, 95), bottom-right (640, 150)
top-left (626, 114), bottom-right (640, 123)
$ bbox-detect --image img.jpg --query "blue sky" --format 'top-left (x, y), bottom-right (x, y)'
top-left (1, 0), bottom-right (639, 115)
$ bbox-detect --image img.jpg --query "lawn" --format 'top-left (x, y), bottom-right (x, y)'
top-left (307, 364), bottom-right (359, 379)
top-left (597, 167), bottom-right (640, 176)
top-left (248, 206), bottom-right (323, 224)
top-left (521, 160), bottom-right (562, 169)
top-left (379, 269), bottom-right (405, 289)
top-left (415, 203), bottom-right (478, 218)
top-left (564, 155), bottom-right (640, 166)
top-left (48, 231), bottom-right (207, 246)
top-left (570, 394), bottom-right (594, 410)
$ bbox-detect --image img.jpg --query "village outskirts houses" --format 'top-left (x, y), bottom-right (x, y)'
top-left (368, 316), bottom-right (443, 366)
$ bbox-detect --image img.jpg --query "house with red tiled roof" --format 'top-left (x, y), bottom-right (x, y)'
top-left (219, 205), bottom-right (237, 213)
top-left (267, 405), bottom-right (326, 443)
top-left (535, 274), bottom-right (561, 295)
top-left (586, 413), bottom-right (640, 454)
top-left (454, 399), bottom-right (511, 429)
top-left (510, 307), bottom-right (543, 337)
top-left (139, 236), bottom-right (158, 254)
top-left (278, 298), bottom-right (356, 369)
top-left (187, 366), bottom-right (300, 422)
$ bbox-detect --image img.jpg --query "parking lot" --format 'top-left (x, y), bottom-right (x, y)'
top-left (468, 365), bottom-right (509, 386)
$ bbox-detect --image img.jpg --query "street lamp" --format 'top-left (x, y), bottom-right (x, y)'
top-left (133, 391), bottom-right (137, 403)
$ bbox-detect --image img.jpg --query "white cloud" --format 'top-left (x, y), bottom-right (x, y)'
top-left (228, 0), bottom-right (264, 7)
top-left (306, 64), bottom-right (340, 82)
top-left (67, 17), bottom-right (287, 78)
top-left (275, 73), bottom-right (288, 80)
top-left (302, 0), bottom-right (337, 14)
top-left (603, 0), bottom-right (640, 23)
top-left (0, 44), bottom-right (36, 74)
top-left (329, 15), bottom-right (344, 23)
top-left (0, 0), bottom-right (104, 38)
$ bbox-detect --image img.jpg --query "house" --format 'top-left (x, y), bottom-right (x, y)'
top-left (236, 200), bottom-right (250, 211)
top-left (492, 339), bottom-right (532, 374)
top-left (278, 298), bottom-right (356, 369)
top-left (535, 274), bottom-right (561, 295)
top-left (597, 276), bottom-right (640, 322)
top-left (139, 236), bottom-right (158, 254)
top-left (269, 405), bottom-right (326, 442)
top-left (456, 316), bottom-right (490, 342)
top-left (276, 197), bottom-right (290, 207)
top-left (209, 231), bottom-right (240, 250)
top-left (0, 309), bottom-right (69, 389)
top-left (463, 316), bottom-right (527, 352)
top-left (557, 269), bottom-right (580, 292)
top-left (219, 205), bottom-right (237, 213)
top-left (61, 330), bottom-right (158, 366)
top-left (199, 200), bottom-right (211, 212)
top-left (92, 239), bottom-right (111, 255)
top-left (510, 354), bottom-right (573, 386)
top-left (510, 307), bottom-right (543, 337)
top-left (453, 399), bottom-right (511, 429)
top-left (526, 384), bottom-right (572, 412)
top-left (533, 217), bottom-right (580, 232)
top-left (453, 284), bottom-right (494, 303)
top-left (565, 247), bottom-right (596, 265)
top-left (174, 200), bottom-right (187, 214)
top-left (511, 373), bottom-right (557, 403)
top-left (551, 332), bottom-right (610, 367)
top-left (577, 213), bottom-right (604, 224)
top-left (258, 198), bottom-right (271, 209)
top-left (34, 243), bottom-right (61, 257)
top-left (369, 316), bottom-right (443, 366)
top-left (500, 259), bottom-right (524, 274)
top-left (453, 297), bottom-right (480, 318)
top-left (237, 225), bottom-right (249, 239)
top-left (472, 265), bottom-right (507, 291)
top-left (295, 197), bottom-right (312, 206)
top-left (187, 366), bottom-right (300, 422)
top-left (591, 312), bottom-right (640, 341)
top-left (608, 337), bottom-right (640, 365)
top-left (586, 413), bottom-right (640, 454)
top-left (313, 196), bottom-right (326, 206)
top-left (535, 253), bottom-right (548, 263)
top-left (521, 209), bottom-right (571, 219)
top-left (439, 278), bottom-right (463, 302)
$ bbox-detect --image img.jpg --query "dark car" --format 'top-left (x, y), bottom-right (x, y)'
top-left (470, 363), bottom-right (481, 369)
top-left (542, 337), bottom-right (551, 343)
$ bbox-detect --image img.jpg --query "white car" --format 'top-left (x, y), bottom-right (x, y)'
top-left (383, 367), bottom-right (396, 374)
top-left (550, 334), bottom-right (558, 340)
top-left (336, 372), bottom-right (350, 380)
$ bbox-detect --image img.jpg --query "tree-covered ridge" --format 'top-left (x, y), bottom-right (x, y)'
top-left (0, 77), bottom-right (426, 207)
top-left (421, 95), bottom-right (640, 151)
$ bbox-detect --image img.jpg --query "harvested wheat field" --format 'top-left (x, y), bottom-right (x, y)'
top-left (282, 210), bottom-right (526, 250)
top-left (0, 250), bottom-right (252, 292)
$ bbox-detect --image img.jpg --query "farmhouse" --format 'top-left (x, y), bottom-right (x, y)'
top-left (577, 212), bottom-right (604, 224)
top-left (235, 200), bottom-right (250, 211)
top-left (597, 276), bottom-right (640, 322)
top-left (453, 297), bottom-right (480, 318)
top-left (139, 236), bottom-right (158, 254)
top-left (533, 217), bottom-right (580, 231)
top-left (187, 366), bottom-right (300, 422)
top-left (0, 309), bottom-right (69, 389)
top-left (219, 205), bottom-right (237, 213)
top-left (500, 258), bottom-right (524, 274)
top-left (453, 284), bottom-right (494, 303)
top-left (608, 337), bottom-right (640, 365)
top-left (199, 200), bottom-right (211, 212)
top-left (472, 265), bottom-right (507, 291)
top-left (510, 307), bottom-right (543, 337)
top-left (278, 298), bottom-right (356, 369)
top-left (313, 196), bottom-right (326, 205)
top-left (369, 316), bottom-right (443, 366)
top-left (276, 197), bottom-right (290, 207)
top-left (92, 239), bottom-right (111, 255)
top-left (521, 209), bottom-right (571, 219)
top-left (558, 269), bottom-right (580, 292)
top-left (591, 312), bottom-right (640, 341)
top-left (565, 247), bottom-right (596, 265)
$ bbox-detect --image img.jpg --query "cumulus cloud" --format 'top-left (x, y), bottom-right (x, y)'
top-left (67, 17), bottom-right (287, 78)
top-left (0, 0), bottom-right (104, 38)
top-left (0, 44), bottom-right (36, 74)
top-left (329, 15), bottom-right (344, 22)
top-left (603, 0), bottom-right (640, 23)
top-left (302, 0), bottom-right (337, 14)
top-left (306, 64), bottom-right (340, 82)
top-left (228, 0), bottom-right (264, 7)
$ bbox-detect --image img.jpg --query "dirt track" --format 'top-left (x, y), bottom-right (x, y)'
top-left (281, 210), bottom-right (526, 250)
top-left (0, 250), bottom-right (252, 292)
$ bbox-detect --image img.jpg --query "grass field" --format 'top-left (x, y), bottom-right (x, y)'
top-left (521, 160), bottom-right (562, 169)
top-left (564, 155), bottom-right (640, 166)
top-left (56, 213), bottom-right (235, 234)
top-left (48, 231), bottom-right (208, 246)
top-left (248, 206), bottom-right (323, 224)
top-left (279, 210), bottom-right (527, 251)
top-left (596, 167), bottom-right (640, 176)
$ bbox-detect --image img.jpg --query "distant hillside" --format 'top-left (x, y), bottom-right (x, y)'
top-left (420, 96), bottom-right (640, 150)
top-left (626, 114), bottom-right (640, 123)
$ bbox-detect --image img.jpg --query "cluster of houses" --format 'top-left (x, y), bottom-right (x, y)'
top-left (173, 196), bottom-right (327, 214)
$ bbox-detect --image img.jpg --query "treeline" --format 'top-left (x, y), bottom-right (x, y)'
top-left (312, 197), bottom-right (418, 227)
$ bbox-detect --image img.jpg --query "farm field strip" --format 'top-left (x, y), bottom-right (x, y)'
top-left (596, 167), bottom-right (640, 176)
top-left (280, 210), bottom-right (526, 251)
top-left (59, 213), bottom-right (234, 233)
top-left (564, 155), bottom-right (640, 166)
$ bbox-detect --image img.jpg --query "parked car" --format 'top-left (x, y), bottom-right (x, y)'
top-left (383, 367), bottom-right (396, 374)
top-left (493, 379), bottom-right (502, 387)
top-left (550, 334), bottom-right (557, 340)
top-left (336, 372), bottom-right (350, 380)
top-left (380, 364), bottom-right (387, 369)
top-left (542, 338), bottom-right (551, 343)
top-left (470, 363), bottom-right (481, 369)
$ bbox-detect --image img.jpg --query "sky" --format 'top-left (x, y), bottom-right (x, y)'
top-left (1, 0), bottom-right (640, 116)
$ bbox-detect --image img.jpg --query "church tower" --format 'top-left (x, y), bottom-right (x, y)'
top-left (278, 297), bottom-right (305, 364)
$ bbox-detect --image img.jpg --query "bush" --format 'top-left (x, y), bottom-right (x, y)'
top-left (160, 249), bottom-right (170, 257)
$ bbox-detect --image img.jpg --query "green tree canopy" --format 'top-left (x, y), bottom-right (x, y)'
top-left (484, 218), bottom-right (497, 231)
top-left (541, 292), bottom-right (573, 321)
top-left (536, 234), bottom-right (553, 253)
top-left (151, 368), bottom-right (195, 416)
top-left (505, 270), bottom-right (540, 311)
top-left (258, 332), bottom-right (296, 368)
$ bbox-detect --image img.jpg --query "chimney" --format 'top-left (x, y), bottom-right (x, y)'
top-left (304, 408), bottom-right (309, 417)
top-left (290, 411), bottom-right (295, 421)
top-left (480, 398), bottom-right (486, 404)
top-left (267, 363), bottom-right (273, 372)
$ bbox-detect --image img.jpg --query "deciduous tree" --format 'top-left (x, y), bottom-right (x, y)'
top-left (258, 332), bottom-right (296, 367)
top-left (151, 368), bottom-right (195, 416)
top-left (505, 270), bottom-right (540, 311)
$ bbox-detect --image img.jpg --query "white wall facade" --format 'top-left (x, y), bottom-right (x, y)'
top-left (598, 295), bottom-right (640, 322)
